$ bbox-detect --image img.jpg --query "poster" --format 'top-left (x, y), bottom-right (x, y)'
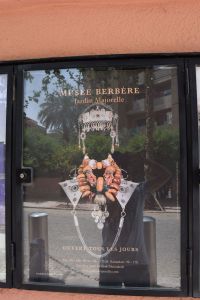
top-left (23, 66), bottom-right (181, 288)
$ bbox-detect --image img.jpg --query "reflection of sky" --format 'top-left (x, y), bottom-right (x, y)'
top-left (24, 70), bottom-right (44, 125)
top-left (24, 69), bottom-right (80, 125)
top-left (0, 75), bottom-right (7, 143)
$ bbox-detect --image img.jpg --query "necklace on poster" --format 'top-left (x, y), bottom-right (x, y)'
top-left (59, 103), bottom-right (139, 258)
top-left (59, 175), bottom-right (138, 258)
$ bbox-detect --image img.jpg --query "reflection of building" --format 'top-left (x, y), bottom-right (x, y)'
top-left (125, 68), bottom-right (179, 132)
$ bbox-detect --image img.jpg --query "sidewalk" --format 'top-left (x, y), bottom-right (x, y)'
top-left (24, 201), bottom-right (180, 213)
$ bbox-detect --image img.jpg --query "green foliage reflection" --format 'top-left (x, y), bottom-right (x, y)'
top-left (24, 125), bottom-right (179, 179)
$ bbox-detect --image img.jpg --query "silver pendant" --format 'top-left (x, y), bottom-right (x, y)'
top-left (94, 194), bottom-right (106, 206)
top-left (91, 203), bottom-right (109, 229)
top-left (97, 222), bottom-right (104, 230)
top-left (59, 178), bottom-right (81, 209)
top-left (116, 179), bottom-right (139, 209)
top-left (104, 210), bottom-right (109, 218)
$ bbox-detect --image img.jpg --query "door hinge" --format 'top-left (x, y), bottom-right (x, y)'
top-left (187, 248), bottom-right (192, 279)
top-left (10, 242), bottom-right (16, 271)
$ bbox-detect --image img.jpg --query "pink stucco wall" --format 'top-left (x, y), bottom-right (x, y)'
top-left (0, 0), bottom-right (199, 61)
top-left (0, 289), bottom-right (194, 300)
top-left (0, 0), bottom-right (200, 299)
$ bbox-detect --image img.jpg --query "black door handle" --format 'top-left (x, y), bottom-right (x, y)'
top-left (16, 168), bottom-right (33, 184)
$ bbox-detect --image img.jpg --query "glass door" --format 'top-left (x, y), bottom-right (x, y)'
top-left (188, 60), bottom-right (200, 297)
top-left (13, 59), bottom-right (187, 295)
top-left (0, 66), bottom-right (12, 287)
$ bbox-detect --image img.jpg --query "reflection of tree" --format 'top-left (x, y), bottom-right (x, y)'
top-left (24, 127), bottom-right (82, 177)
top-left (26, 70), bottom-right (83, 142)
top-left (24, 125), bottom-right (178, 180)
top-left (24, 68), bottom-right (180, 207)
top-left (25, 68), bottom-right (140, 143)
top-left (38, 91), bottom-right (77, 142)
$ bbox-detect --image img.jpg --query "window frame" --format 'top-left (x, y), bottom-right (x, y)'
top-left (186, 58), bottom-right (200, 297)
top-left (9, 55), bottom-right (188, 296)
top-left (0, 65), bottom-right (13, 288)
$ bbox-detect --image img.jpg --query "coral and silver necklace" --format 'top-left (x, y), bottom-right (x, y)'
top-left (59, 155), bottom-right (138, 258)
top-left (59, 104), bottom-right (138, 258)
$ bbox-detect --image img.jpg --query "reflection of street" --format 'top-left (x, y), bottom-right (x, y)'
top-left (24, 207), bottom-right (101, 286)
top-left (147, 211), bottom-right (180, 288)
top-left (23, 204), bottom-right (180, 288)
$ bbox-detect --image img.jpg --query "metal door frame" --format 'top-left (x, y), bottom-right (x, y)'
top-left (8, 55), bottom-right (188, 296)
top-left (0, 65), bottom-right (13, 288)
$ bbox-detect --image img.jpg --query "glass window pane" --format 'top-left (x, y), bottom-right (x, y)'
top-left (22, 66), bottom-right (181, 289)
top-left (0, 74), bottom-right (7, 282)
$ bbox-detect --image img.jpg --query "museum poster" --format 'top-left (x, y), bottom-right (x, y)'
top-left (23, 67), bottom-right (180, 288)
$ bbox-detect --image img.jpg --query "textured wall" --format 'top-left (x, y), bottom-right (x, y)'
top-left (0, 1), bottom-right (198, 299)
top-left (0, 289), bottom-right (194, 300)
top-left (0, 0), bottom-right (200, 61)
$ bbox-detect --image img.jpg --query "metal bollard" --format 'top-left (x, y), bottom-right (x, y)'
top-left (143, 216), bottom-right (157, 286)
top-left (29, 212), bottom-right (49, 282)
